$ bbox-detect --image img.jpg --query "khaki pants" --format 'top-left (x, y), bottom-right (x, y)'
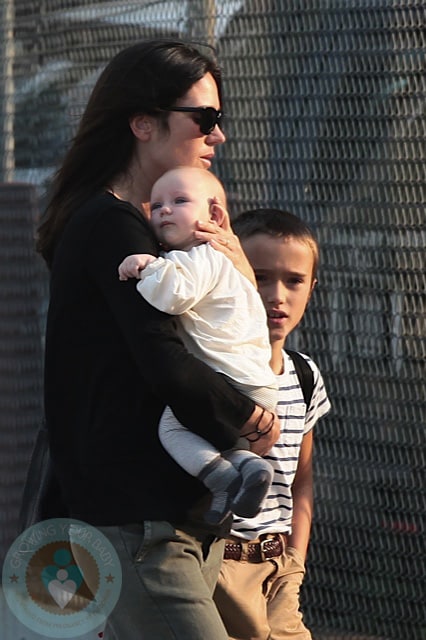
top-left (98, 521), bottom-right (229, 640)
top-left (214, 544), bottom-right (311, 640)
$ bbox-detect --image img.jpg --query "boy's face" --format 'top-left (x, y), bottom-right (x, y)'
top-left (241, 233), bottom-right (316, 347)
top-left (150, 170), bottom-right (213, 251)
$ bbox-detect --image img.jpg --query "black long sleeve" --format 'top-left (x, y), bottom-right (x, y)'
top-left (44, 193), bottom-right (253, 525)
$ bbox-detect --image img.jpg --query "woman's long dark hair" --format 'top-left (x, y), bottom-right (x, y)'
top-left (36, 39), bottom-right (222, 267)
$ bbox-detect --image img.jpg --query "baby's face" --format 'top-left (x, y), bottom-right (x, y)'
top-left (150, 170), bottom-right (212, 251)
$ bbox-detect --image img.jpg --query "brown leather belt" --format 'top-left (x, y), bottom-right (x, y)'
top-left (223, 535), bottom-right (286, 562)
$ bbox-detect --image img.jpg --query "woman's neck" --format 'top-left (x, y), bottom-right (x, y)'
top-left (110, 190), bottom-right (150, 221)
top-left (108, 167), bottom-right (151, 214)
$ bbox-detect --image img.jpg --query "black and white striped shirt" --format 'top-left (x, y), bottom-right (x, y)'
top-left (231, 349), bottom-right (331, 540)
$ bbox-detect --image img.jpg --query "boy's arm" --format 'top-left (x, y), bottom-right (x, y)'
top-left (289, 359), bottom-right (331, 559)
top-left (288, 429), bottom-right (314, 561)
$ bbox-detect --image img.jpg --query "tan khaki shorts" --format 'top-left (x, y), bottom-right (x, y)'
top-left (214, 543), bottom-right (311, 640)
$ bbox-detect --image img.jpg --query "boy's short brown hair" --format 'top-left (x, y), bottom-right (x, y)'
top-left (232, 208), bottom-right (319, 281)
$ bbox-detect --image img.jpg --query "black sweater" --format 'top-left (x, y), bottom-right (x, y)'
top-left (44, 193), bottom-right (253, 525)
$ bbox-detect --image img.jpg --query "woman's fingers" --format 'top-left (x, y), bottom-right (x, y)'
top-left (195, 219), bottom-right (236, 249)
top-left (195, 220), bottom-right (256, 286)
top-left (241, 410), bottom-right (281, 456)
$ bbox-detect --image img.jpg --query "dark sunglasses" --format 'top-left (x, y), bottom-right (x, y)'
top-left (161, 106), bottom-right (223, 135)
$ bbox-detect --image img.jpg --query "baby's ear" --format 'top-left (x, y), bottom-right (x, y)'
top-left (209, 198), bottom-right (227, 227)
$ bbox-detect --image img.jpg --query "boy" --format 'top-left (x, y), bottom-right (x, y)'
top-left (214, 208), bottom-right (331, 640)
top-left (118, 167), bottom-right (277, 525)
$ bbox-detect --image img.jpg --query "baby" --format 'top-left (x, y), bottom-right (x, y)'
top-left (118, 166), bottom-right (277, 524)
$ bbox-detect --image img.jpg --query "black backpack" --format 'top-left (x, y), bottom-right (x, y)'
top-left (285, 349), bottom-right (314, 409)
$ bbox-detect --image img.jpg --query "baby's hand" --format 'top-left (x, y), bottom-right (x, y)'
top-left (118, 254), bottom-right (156, 280)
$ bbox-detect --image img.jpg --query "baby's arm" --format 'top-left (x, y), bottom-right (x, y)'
top-left (118, 253), bottom-right (157, 280)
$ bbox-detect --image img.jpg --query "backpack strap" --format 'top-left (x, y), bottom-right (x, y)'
top-left (285, 349), bottom-right (314, 409)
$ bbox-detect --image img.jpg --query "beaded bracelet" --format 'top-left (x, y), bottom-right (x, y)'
top-left (243, 409), bottom-right (274, 442)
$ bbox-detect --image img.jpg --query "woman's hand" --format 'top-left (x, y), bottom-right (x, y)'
top-left (194, 199), bottom-right (257, 287)
top-left (240, 406), bottom-right (281, 456)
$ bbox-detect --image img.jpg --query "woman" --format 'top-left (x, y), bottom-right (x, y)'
top-left (36, 39), bottom-right (280, 639)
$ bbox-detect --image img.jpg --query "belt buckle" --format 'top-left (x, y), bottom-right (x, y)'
top-left (259, 538), bottom-right (270, 562)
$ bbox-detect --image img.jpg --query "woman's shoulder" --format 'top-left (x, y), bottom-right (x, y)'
top-left (66, 192), bottom-right (153, 241)
top-left (76, 192), bottom-right (144, 223)
top-left (54, 192), bottom-right (155, 264)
